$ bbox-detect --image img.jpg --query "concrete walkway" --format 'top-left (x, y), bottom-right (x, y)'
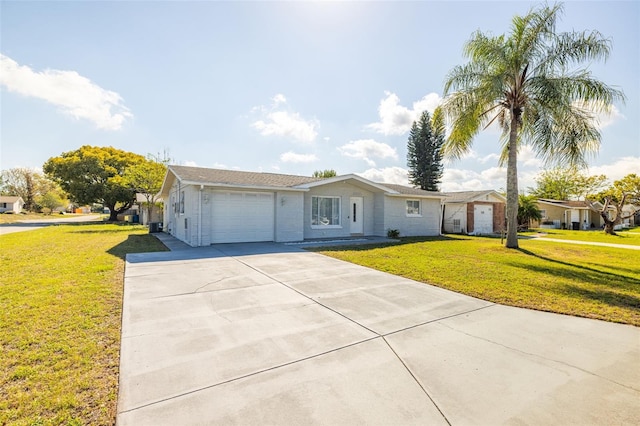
top-left (118, 241), bottom-right (640, 425)
top-left (529, 235), bottom-right (640, 250)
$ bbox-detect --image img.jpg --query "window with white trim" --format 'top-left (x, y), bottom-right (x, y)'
top-left (311, 196), bottom-right (341, 227)
top-left (539, 209), bottom-right (547, 219)
top-left (406, 199), bottom-right (421, 216)
top-left (179, 191), bottom-right (185, 214)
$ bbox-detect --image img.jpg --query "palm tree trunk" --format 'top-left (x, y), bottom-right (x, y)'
top-left (505, 113), bottom-right (520, 248)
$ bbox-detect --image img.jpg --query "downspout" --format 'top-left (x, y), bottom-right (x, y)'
top-left (198, 184), bottom-right (203, 247)
top-left (439, 198), bottom-right (445, 236)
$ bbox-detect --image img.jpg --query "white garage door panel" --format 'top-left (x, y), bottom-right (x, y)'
top-left (474, 205), bottom-right (493, 234)
top-left (211, 192), bottom-right (274, 243)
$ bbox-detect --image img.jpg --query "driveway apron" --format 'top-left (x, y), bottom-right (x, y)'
top-left (117, 242), bottom-right (640, 425)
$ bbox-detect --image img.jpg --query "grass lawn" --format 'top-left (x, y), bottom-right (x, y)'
top-left (528, 227), bottom-right (640, 246)
top-left (313, 235), bottom-right (640, 326)
top-left (0, 223), bottom-right (167, 425)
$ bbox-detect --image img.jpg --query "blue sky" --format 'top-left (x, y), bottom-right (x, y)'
top-left (1, 0), bottom-right (638, 192)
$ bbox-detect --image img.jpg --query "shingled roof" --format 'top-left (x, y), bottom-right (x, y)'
top-left (380, 183), bottom-right (443, 197)
top-left (441, 190), bottom-right (505, 203)
top-left (168, 165), bottom-right (323, 188)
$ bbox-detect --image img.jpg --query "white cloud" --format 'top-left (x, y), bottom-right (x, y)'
top-left (183, 160), bottom-right (199, 167)
top-left (338, 139), bottom-right (398, 166)
top-left (279, 151), bottom-right (318, 163)
top-left (357, 167), bottom-right (409, 185)
top-left (441, 167), bottom-right (507, 192)
top-left (366, 91), bottom-right (442, 135)
top-left (0, 54), bottom-right (132, 130)
top-left (596, 104), bottom-right (625, 129)
top-left (251, 95), bottom-right (318, 143)
top-left (588, 156), bottom-right (640, 181)
top-left (518, 145), bottom-right (544, 168)
top-left (273, 93), bottom-right (287, 105)
top-left (574, 100), bottom-right (625, 130)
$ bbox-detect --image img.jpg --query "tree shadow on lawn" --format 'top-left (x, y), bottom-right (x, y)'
top-left (512, 248), bottom-right (640, 310)
top-left (107, 234), bottom-right (168, 260)
top-left (311, 235), bottom-right (469, 252)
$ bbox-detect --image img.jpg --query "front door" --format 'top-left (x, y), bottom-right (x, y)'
top-left (350, 197), bottom-right (363, 234)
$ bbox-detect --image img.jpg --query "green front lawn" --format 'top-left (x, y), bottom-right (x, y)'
top-left (0, 223), bottom-right (167, 425)
top-left (529, 227), bottom-right (640, 246)
top-left (313, 235), bottom-right (640, 326)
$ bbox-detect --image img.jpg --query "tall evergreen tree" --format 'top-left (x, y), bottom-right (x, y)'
top-left (407, 109), bottom-right (444, 191)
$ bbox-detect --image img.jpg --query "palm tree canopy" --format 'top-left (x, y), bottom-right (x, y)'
top-left (442, 2), bottom-right (625, 167)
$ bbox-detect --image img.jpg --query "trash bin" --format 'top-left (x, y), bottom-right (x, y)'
top-left (572, 221), bottom-right (580, 230)
top-left (149, 222), bottom-right (159, 233)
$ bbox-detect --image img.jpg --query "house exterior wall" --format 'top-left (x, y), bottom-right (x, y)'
top-left (373, 193), bottom-right (386, 236)
top-left (165, 184), bottom-right (306, 246)
top-left (275, 191), bottom-right (304, 242)
top-left (442, 203), bottom-right (467, 233)
top-left (532, 203), bottom-right (566, 228)
top-left (303, 183), bottom-right (375, 239)
top-left (0, 199), bottom-right (24, 213)
top-left (442, 201), bottom-right (504, 234)
top-left (164, 182), bottom-right (199, 246)
top-left (532, 202), bottom-right (604, 229)
top-left (383, 197), bottom-right (441, 237)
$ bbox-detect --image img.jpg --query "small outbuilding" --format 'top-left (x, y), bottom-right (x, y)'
top-left (0, 196), bottom-right (25, 214)
top-left (441, 190), bottom-right (506, 235)
top-left (159, 165), bottom-right (446, 246)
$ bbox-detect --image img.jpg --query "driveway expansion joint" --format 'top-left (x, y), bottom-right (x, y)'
top-left (117, 335), bottom-right (382, 415)
top-left (437, 321), bottom-right (640, 393)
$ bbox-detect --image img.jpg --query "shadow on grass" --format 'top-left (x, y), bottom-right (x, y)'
top-left (309, 235), bottom-right (470, 252)
top-left (561, 284), bottom-right (640, 310)
top-left (107, 234), bottom-right (169, 260)
top-left (514, 248), bottom-right (640, 285)
top-left (511, 248), bottom-right (640, 311)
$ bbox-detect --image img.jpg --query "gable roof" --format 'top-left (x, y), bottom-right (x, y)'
top-left (441, 190), bottom-right (506, 203)
top-left (536, 199), bottom-right (602, 209)
top-left (0, 195), bottom-right (24, 203)
top-left (169, 165), bottom-right (322, 187)
top-left (381, 183), bottom-right (443, 198)
top-left (160, 165), bottom-right (447, 199)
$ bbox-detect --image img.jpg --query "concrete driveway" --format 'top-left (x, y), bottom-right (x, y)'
top-left (117, 242), bottom-right (640, 425)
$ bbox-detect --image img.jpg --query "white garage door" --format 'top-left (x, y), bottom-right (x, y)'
top-left (474, 204), bottom-right (493, 234)
top-left (211, 191), bottom-right (274, 243)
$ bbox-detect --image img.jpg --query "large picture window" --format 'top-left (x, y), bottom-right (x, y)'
top-left (312, 196), bottom-right (341, 227)
top-left (406, 199), bottom-right (421, 216)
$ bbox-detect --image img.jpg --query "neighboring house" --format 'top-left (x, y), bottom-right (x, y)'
top-left (441, 190), bottom-right (506, 235)
top-left (621, 204), bottom-right (639, 228)
top-left (0, 196), bottom-right (25, 213)
top-left (159, 165), bottom-right (445, 246)
top-left (135, 193), bottom-right (163, 225)
top-left (531, 199), bottom-right (604, 230)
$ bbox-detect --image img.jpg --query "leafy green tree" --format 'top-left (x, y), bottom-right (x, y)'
top-left (43, 145), bottom-right (146, 221)
top-left (531, 167), bottom-right (607, 200)
top-left (124, 157), bottom-right (167, 224)
top-left (312, 169), bottom-right (337, 178)
top-left (440, 3), bottom-right (624, 248)
top-left (587, 174), bottom-right (640, 234)
top-left (38, 191), bottom-right (66, 215)
top-left (517, 194), bottom-right (542, 229)
top-left (0, 168), bottom-right (58, 211)
top-left (407, 108), bottom-right (445, 191)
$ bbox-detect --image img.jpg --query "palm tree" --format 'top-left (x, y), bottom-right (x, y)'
top-left (518, 194), bottom-right (542, 229)
top-left (441, 2), bottom-right (625, 248)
